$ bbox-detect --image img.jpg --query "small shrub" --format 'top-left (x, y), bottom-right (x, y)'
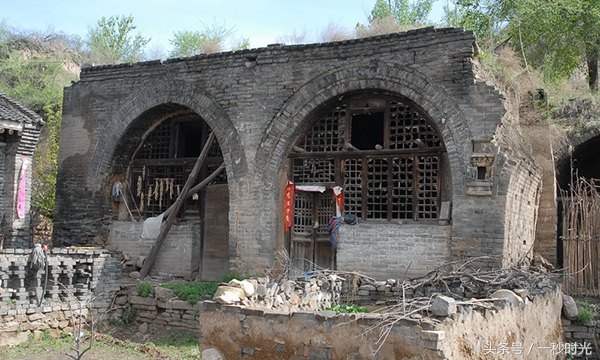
top-left (219, 271), bottom-right (249, 283)
top-left (161, 282), bottom-right (219, 304)
top-left (136, 282), bottom-right (152, 297)
top-left (122, 308), bottom-right (137, 326)
top-left (577, 307), bottom-right (594, 322)
top-left (323, 302), bottom-right (367, 314)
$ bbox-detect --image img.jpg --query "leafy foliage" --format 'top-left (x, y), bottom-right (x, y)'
top-left (575, 300), bottom-right (599, 322)
top-left (444, 0), bottom-right (600, 92)
top-left (323, 302), bottom-right (367, 314)
top-left (160, 272), bottom-right (249, 304)
top-left (169, 21), bottom-right (240, 58)
top-left (0, 23), bottom-right (77, 221)
top-left (370, 0), bottom-right (434, 25)
top-left (160, 282), bottom-right (219, 304)
top-left (136, 282), bottom-right (152, 297)
top-left (85, 15), bottom-right (150, 65)
top-left (0, 22), bottom-right (77, 112)
top-left (121, 308), bottom-right (137, 326)
top-left (577, 307), bottom-right (594, 322)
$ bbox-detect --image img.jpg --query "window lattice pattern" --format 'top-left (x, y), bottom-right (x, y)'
top-left (298, 105), bottom-right (346, 152)
top-left (137, 122), bottom-right (172, 159)
top-left (417, 156), bottom-right (439, 219)
top-left (392, 157), bottom-right (415, 219)
top-left (366, 158), bottom-right (388, 219)
top-left (389, 101), bottom-right (441, 149)
top-left (289, 96), bottom-right (443, 223)
top-left (293, 192), bottom-right (313, 236)
top-left (131, 164), bottom-right (186, 217)
top-left (292, 158), bottom-right (335, 184)
top-left (208, 135), bottom-right (223, 157)
top-left (316, 192), bottom-right (335, 237)
top-left (343, 159), bottom-right (363, 217)
top-left (207, 162), bottom-right (228, 184)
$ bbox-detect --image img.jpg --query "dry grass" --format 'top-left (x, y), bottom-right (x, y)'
top-left (355, 16), bottom-right (421, 38)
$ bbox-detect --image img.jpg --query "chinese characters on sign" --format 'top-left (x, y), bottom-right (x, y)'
top-left (483, 342), bottom-right (592, 357)
top-left (283, 180), bottom-right (295, 231)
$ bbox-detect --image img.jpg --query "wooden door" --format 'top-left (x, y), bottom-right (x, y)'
top-left (290, 191), bottom-right (336, 272)
top-left (201, 183), bottom-right (229, 281)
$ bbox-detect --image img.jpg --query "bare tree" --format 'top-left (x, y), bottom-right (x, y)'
top-left (319, 21), bottom-right (354, 43)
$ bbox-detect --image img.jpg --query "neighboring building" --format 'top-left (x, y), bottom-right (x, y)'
top-left (0, 91), bottom-right (44, 248)
top-left (54, 27), bottom-right (541, 280)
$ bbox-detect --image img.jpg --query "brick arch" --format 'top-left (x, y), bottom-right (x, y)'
top-left (555, 128), bottom-right (600, 165)
top-left (255, 65), bottom-right (472, 192)
top-left (555, 128), bottom-right (600, 189)
top-left (86, 83), bottom-right (246, 192)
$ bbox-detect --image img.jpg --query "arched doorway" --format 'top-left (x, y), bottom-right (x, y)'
top-left (286, 93), bottom-right (447, 272)
top-left (125, 107), bottom-right (229, 281)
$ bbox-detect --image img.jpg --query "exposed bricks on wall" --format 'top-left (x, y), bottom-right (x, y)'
top-left (55, 27), bottom-right (542, 279)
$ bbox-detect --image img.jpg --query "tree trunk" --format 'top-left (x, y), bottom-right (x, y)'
top-left (587, 42), bottom-right (599, 93)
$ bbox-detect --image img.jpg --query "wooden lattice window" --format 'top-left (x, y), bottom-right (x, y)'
top-left (290, 95), bottom-right (444, 221)
top-left (129, 116), bottom-right (226, 218)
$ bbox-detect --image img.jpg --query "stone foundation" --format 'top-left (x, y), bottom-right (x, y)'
top-left (0, 248), bottom-right (122, 346)
top-left (199, 289), bottom-right (565, 359)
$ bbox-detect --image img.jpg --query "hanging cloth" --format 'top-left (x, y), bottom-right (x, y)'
top-left (17, 157), bottom-right (29, 219)
top-left (327, 216), bottom-right (342, 249)
top-left (142, 212), bottom-right (165, 239)
top-left (111, 181), bottom-right (124, 202)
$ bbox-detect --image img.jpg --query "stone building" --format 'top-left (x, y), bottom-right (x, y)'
top-left (54, 27), bottom-right (541, 280)
top-left (0, 91), bottom-right (44, 248)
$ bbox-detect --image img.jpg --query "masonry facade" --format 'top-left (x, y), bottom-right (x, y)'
top-left (54, 27), bottom-right (541, 280)
top-left (0, 92), bottom-right (44, 249)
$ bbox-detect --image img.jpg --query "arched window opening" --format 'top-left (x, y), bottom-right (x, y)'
top-left (129, 115), bottom-right (226, 218)
top-left (289, 95), bottom-right (444, 221)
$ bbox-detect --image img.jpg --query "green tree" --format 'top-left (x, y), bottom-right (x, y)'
top-left (445, 0), bottom-right (600, 92)
top-left (85, 15), bottom-right (149, 65)
top-left (169, 21), bottom-right (242, 58)
top-left (0, 23), bottom-right (76, 112)
top-left (370, 0), bottom-right (434, 25)
top-left (33, 105), bottom-right (61, 219)
top-left (0, 22), bottom-right (78, 223)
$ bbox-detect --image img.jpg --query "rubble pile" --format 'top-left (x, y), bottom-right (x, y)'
top-left (213, 273), bottom-right (345, 312)
top-left (344, 260), bottom-right (560, 306)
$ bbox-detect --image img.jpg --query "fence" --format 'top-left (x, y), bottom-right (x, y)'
top-left (561, 176), bottom-right (600, 297)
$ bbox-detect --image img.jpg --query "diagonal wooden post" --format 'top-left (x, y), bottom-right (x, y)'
top-left (162, 162), bottom-right (225, 219)
top-left (139, 132), bottom-right (216, 279)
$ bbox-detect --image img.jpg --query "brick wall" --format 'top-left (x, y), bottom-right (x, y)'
top-left (55, 27), bottom-right (538, 279)
top-left (107, 219), bottom-right (201, 279)
top-left (337, 223), bottom-right (451, 279)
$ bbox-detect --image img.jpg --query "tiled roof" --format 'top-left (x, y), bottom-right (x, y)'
top-left (0, 91), bottom-right (43, 125)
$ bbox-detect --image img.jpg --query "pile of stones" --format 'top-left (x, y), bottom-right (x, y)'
top-left (213, 273), bottom-right (345, 312)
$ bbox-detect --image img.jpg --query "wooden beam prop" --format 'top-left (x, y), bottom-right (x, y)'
top-left (162, 162), bottom-right (225, 218)
top-left (139, 132), bottom-right (216, 279)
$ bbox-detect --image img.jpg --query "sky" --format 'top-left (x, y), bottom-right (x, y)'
top-left (2, 0), bottom-right (446, 53)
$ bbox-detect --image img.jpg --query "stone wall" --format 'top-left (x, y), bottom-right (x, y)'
top-left (112, 285), bottom-right (203, 335)
top-left (0, 248), bottom-right (122, 345)
top-left (563, 317), bottom-right (600, 359)
top-left (198, 289), bottom-right (564, 359)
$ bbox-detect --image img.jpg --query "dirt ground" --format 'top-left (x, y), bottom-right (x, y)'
top-left (0, 326), bottom-right (198, 360)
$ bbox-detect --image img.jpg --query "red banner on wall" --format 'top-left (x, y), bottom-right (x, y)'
top-left (284, 180), bottom-right (295, 231)
top-left (333, 186), bottom-right (343, 216)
